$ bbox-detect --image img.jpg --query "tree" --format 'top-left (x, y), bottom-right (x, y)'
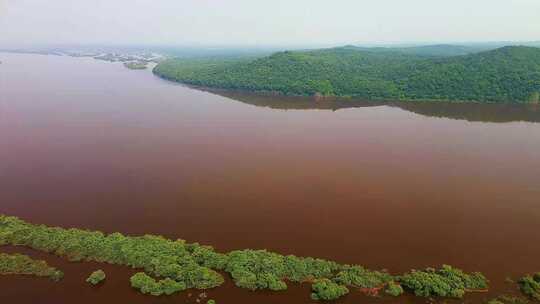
top-left (310, 279), bottom-right (349, 301)
top-left (518, 273), bottom-right (540, 300)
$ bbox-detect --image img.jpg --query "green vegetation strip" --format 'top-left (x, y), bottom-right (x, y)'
top-left (487, 295), bottom-right (530, 304)
top-left (0, 252), bottom-right (63, 281)
top-left (153, 46), bottom-right (540, 103)
top-left (0, 215), bottom-right (489, 300)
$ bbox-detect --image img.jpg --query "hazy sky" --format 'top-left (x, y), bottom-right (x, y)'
top-left (1, 0), bottom-right (539, 47)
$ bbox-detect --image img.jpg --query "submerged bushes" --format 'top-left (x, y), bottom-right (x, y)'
top-left (0, 215), bottom-right (490, 300)
top-left (0, 252), bottom-right (63, 281)
top-left (311, 279), bottom-right (349, 301)
top-left (518, 273), bottom-right (540, 300)
top-left (86, 269), bottom-right (106, 285)
top-left (226, 249), bottom-right (340, 291)
top-left (487, 295), bottom-right (530, 304)
top-left (399, 265), bottom-right (488, 298)
top-left (130, 272), bottom-right (187, 296)
top-left (0, 215), bottom-right (224, 293)
top-left (333, 265), bottom-right (392, 288)
top-left (385, 281), bottom-right (404, 296)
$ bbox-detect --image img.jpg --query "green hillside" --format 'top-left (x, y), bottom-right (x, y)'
top-left (393, 44), bottom-right (478, 57)
top-left (351, 44), bottom-right (481, 57)
top-left (154, 45), bottom-right (540, 103)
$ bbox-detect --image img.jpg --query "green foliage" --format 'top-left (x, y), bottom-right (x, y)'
top-left (0, 215), bottom-right (223, 292)
top-left (188, 244), bottom-right (228, 270)
top-left (226, 249), bottom-right (341, 291)
top-left (0, 252), bottom-right (63, 281)
top-left (207, 300), bottom-right (216, 304)
top-left (311, 279), bottom-right (349, 301)
top-left (387, 44), bottom-right (480, 57)
top-left (385, 281), bottom-right (404, 296)
top-left (0, 215), bottom-right (490, 300)
top-left (333, 265), bottom-right (392, 288)
top-left (529, 92), bottom-right (540, 103)
top-left (130, 272), bottom-right (186, 296)
top-left (487, 295), bottom-right (529, 304)
top-left (399, 265), bottom-right (488, 298)
top-left (154, 46), bottom-right (540, 103)
top-left (86, 269), bottom-right (106, 285)
top-left (518, 273), bottom-right (540, 300)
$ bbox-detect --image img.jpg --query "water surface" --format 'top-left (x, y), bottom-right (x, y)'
top-left (1, 53), bottom-right (540, 303)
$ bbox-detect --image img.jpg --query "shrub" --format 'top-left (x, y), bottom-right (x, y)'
top-left (518, 273), bottom-right (540, 300)
top-left (399, 265), bottom-right (488, 298)
top-left (333, 265), bottom-right (392, 288)
top-left (487, 295), bottom-right (529, 304)
top-left (311, 279), bottom-right (349, 301)
top-left (0, 252), bottom-right (63, 281)
top-left (225, 249), bottom-right (341, 291)
top-left (86, 269), bottom-right (106, 285)
top-left (385, 281), bottom-right (404, 296)
top-left (130, 272), bottom-right (186, 296)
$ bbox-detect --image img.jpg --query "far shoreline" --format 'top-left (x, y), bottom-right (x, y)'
top-left (151, 67), bottom-right (533, 105)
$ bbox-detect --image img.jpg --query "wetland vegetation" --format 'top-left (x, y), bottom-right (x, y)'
top-left (0, 252), bottom-right (63, 281)
top-left (0, 214), bottom-right (497, 301)
top-left (518, 273), bottom-right (540, 301)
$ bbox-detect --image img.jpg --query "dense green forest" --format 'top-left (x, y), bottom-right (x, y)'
top-left (154, 45), bottom-right (540, 103)
top-left (350, 44), bottom-right (487, 57)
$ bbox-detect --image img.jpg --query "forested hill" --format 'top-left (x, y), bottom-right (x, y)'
top-left (153, 46), bottom-right (540, 103)
top-left (348, 44), bottom-right (482, 57)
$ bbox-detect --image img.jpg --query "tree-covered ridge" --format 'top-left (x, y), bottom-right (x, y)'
top-left (344, 44), bottom-right (485, 57)
top-left (0, 214), bottom-right (490, 300)
top-left (153, 46), bottom-right (540, 103)
top-left (402, 46), bottom-right (540, 102)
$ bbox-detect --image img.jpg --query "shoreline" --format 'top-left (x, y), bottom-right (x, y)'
top-left (151, 68), bottom-right (534, 105)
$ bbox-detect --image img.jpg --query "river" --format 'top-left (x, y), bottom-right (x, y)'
top-left (1, 52), bottom-right (540, 303)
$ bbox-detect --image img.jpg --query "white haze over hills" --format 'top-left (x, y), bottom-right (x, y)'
top-left (0, 0), bottom-right (539, 49)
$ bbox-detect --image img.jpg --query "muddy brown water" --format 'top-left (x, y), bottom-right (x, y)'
top-left (1, 53), bottom-right (539, 304)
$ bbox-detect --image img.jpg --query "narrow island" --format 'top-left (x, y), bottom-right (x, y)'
top-left (153, 45), bottom-right (540, 103)
top-left (1, 215), bottom-right (538, 303)
top-left (124, 61), bottom-right (148, 70)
